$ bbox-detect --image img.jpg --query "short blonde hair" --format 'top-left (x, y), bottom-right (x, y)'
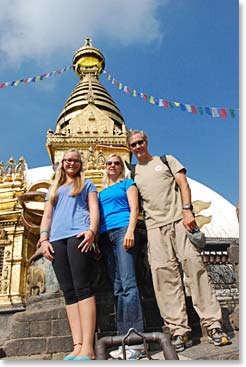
top-left (104, 154), bottom-right (125, 187)
top-left (49, 149), bottom-right (84, 205)
top-left (127, 129), bottom-right (148, 146)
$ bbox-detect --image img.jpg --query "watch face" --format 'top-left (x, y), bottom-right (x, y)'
top-left (183, 204), bottom-right (192, 210)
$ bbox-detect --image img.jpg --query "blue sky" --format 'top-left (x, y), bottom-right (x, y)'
top-left (0, 0), bottom-right (239, 205)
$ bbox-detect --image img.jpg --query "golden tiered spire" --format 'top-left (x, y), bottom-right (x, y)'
top-left (54, 37), bottom-right (124, 135)
top-left (46, 37), bottom-right (129, 181)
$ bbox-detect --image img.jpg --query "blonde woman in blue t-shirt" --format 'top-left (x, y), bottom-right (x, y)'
top-left (40, 148), bottom-right (99, 360)
top-left (98, 154), bottom-right (145, 360)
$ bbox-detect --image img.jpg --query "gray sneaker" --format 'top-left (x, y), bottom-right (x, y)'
top-left (172, 334), bottom-right (193, 352)
top-left (207, 328), bottom-right (231, 346)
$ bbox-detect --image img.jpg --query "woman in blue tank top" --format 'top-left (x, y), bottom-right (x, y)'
top-left (98, 154), bottom-right (145, 360)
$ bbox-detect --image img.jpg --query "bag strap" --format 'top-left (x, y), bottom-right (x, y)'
top-left (160, 155), bottom-right (179, 191)
top-left (125, 161), bottom-right (136, 180)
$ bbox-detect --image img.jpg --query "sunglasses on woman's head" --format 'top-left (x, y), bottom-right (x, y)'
top-left (130, 139), bottom-right (145, 148)
top-left (106, 161), bottom-right (121, 166)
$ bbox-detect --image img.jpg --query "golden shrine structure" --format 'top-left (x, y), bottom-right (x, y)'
top-left (0, 37), bottom-right (130, 312)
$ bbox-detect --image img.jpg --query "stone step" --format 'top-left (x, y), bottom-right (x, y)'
top-left (1, 336), bottom-right (239, 361)
top-left (2, 353), bottom-right (64, 360)
top-left (3, 336), bottom-right (72, 358)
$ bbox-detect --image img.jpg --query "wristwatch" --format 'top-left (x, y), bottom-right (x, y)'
top-left (182, 204), bottom-right (193, 210)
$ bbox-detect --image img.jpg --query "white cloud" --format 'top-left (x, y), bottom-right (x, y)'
top-left (0, 0), bottom-right (168, 68)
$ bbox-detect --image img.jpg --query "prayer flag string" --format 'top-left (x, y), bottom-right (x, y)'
top-left (0, 66), bottom-right (73, 89)
top-left (0, 65), bottom-right (238, 119)
top-left (102, 71), bottom-right (238, 119)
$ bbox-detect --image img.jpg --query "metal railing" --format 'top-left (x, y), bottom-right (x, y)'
top-left (95, 328), bottom-right (179, 360)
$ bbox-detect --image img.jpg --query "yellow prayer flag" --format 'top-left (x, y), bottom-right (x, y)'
top-left (149, 96), bottom-right (155, 104)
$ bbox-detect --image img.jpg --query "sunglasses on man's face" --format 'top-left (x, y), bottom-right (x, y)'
top-left (130, 139), bottom-right (145, 148)
top-left (106, 161), bottom-right (121, 166)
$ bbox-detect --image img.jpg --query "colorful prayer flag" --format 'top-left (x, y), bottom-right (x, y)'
top-left (198, 107), bottom-right (203, 115)
top-left (191, 105), bottom-right (197, 114)
top-left (205, 107), bottom-right (212, 115)
top-left (220, 108), bottom-right (228, 118)
top-left (211, 107), bottom-right (220, 117)
top-left (149, 96), bottom-right (155, 104)
top-left (185, 104), bottom-right (192, 113)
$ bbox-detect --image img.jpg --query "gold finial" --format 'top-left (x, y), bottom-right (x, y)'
top-left (84, 36), bottom-right (92, 47)
top-left (73, 37), bottom-right (105, 78)
top-left (15, 156), bottom-right (27, 180)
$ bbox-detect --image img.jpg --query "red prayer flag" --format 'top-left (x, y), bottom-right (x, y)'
top-left (220, 108), bottom-right (228, 118)
top-left (164, 100), bottom-right (169, 108)
top-left (191, 105), bottom-right (197, 114)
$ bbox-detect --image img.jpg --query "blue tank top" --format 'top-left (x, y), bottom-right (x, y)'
top-left (98, 179), bottom-right (135, 233)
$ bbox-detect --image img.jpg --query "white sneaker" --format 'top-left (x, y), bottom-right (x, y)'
top-left (109, 346), bottom-right (123, 359)
top-left (109, 347), bottom-right (146, 360)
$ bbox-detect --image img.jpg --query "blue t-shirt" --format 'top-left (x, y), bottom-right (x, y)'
top-left (46, 179), bottom-right (97, 242)
top-left (98, 179), bottom-right (135, 234)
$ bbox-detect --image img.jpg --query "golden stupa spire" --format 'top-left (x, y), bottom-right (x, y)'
top-left (53, 37), bottom-right (124, 135)
top-left (46, 37), bottom-right (128, 167)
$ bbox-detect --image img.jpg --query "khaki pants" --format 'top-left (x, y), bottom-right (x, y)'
top-left (147, 220), bottom-right (221, 337)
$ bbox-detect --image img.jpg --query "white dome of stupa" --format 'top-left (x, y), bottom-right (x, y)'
top-left (24, 166), bottom-right (239, 240)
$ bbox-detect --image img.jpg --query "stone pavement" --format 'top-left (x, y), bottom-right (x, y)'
top-left (1, 332), bottom-right (239, 361)
top-left (140, 331), bottom-right (239, 361)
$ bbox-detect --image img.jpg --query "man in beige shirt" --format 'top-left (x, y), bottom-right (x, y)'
top-left (127, 129), bottom-right (231, 352)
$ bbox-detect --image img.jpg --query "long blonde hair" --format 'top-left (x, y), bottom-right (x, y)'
top-left (104, 154), bottom-right (125, 188)
top-left (49, 149), bottom-right (84, 205)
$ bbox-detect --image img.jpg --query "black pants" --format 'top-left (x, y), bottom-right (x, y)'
top-left (51, 236), bottom-right (95, 305)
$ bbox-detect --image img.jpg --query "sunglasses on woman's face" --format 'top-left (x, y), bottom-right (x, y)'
top-left (63, 158), bottom-right (81, 164)
top-left (106, 161), bottom-right (121, 166)
top-left (130, 139), bottom-right (145, 148)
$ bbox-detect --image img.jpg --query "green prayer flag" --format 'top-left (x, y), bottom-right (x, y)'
top-left (198, 107), bottom-right (203, 115)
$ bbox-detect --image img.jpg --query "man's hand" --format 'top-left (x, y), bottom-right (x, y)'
top-left (182, 210), bottom-right (197, 232)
